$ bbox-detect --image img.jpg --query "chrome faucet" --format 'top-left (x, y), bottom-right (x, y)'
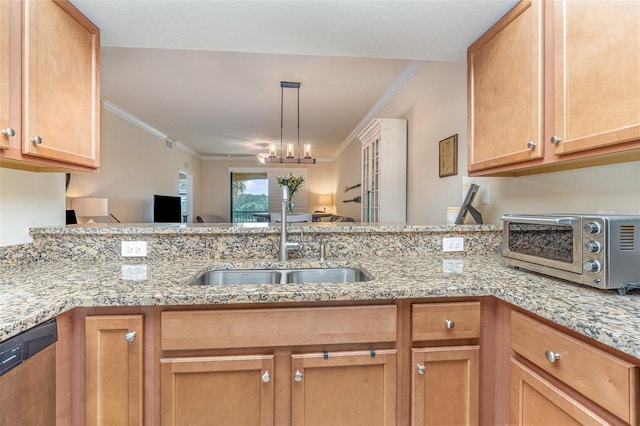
top-left (279, 186), bottom-right (302, 261)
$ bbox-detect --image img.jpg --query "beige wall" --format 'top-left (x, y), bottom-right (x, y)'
top-left (67, 107), bottom-right (202, 223)
top-left (335, 61), bottom-right (640, 224)
top-left (0, 168), bottom-right (66, 245)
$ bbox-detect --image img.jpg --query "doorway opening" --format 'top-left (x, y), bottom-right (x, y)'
top-left (230, 172), bottom-right (268, 223)
top-left (179, 171), bottom-right (192, 223)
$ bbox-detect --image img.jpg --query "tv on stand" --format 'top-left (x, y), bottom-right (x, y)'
top-left (153, 194), bottom-right (182, 223)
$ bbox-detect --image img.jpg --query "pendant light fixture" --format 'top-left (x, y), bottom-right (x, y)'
top-left (265, 81), bottom-right (316, 164)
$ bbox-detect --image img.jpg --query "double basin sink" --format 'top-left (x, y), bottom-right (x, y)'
top-left (190, 267), bottom-right (369, 285)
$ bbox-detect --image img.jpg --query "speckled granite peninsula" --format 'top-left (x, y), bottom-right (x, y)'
top-left (1, 222), bottom-right (639, 361)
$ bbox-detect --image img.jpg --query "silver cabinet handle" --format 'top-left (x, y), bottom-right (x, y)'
top-left (124, 331), bottom-right (136, 342)
top-left (544, 350), bottom-right (560, 363)
top-left (550, 136), bottom-right (562, 144)
top-left (417, 364), bottom-right (426, 375)
top-left (445, 319), bottom-right (455, 330)
top-left (293, 370), bottom-right (303, 382)
top-left (30, 136), bottom-right (42, 144)
top-left (261, 371), bottom-right (270, 383)
top-left (527, 141), bottom-right (537, 149)
top-left (2, 128), bottom-right (15, 137)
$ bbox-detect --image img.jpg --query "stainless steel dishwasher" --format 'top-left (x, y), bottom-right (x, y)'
top-left (0, 318), bottom-right (57, 426)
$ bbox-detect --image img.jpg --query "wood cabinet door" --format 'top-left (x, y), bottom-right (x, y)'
top-left (0, 0), bottom-right (19, 151)
top-left (161, 355), bottom-right (275, 426)
top-left (411, 346), bottom-right (479, 426)
top-left (21, 0), bottom-right (99, 168)
top-left (291, 349), bottom-right (397, 426)
top-left (552, 0), bottom-right (640, 156)
top-left (85, 315), bottom-right (144, 426)
top-left (510, 359), bottom-right (611, 425)
top-left (467, 0), bottom-right (544, 172)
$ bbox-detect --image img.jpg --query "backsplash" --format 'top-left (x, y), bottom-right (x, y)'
top-left (0, 223), bottom-right (502, 265)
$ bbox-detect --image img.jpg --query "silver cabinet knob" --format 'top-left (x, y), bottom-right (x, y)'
top-left (261, 371), bottom-right (270, 383)
top-left (417, 364), bottom-right (426, 375)
top-left (544, 350), bottom-right (560, 363)
top-left (30, 136), bottom-right (42, 144)
top-left (527, 141), bottom-right (537, 149)
top-left (550, 136), bottom-right (562, 144)
top-left (293, 370), bottom-right (303, 382)
top-left (445, 319), bottom-right (455, 330)
top-left (1, 128), bottom-right (15, 137)
top-left (124, 331), bottom-right (136, 342)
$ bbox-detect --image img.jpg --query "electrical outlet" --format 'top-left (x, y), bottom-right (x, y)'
top-left (442, 237), bottom-right (464, 252)
top-left (121, 241), bottom-right (147, 257)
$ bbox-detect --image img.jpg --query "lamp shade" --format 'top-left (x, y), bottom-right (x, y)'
top-left (318, 194), bottom-right (333, 205)
top-left (72, 197), bottom-right (108, 218)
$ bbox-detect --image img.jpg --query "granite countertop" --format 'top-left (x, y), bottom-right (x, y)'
top-left (1, 253), bottom-right (639, 359)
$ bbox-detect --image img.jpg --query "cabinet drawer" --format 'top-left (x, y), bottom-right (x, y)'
top-left (511, 311), bottom-right (638, 424)
top-left (412, 302), bottom-right (481, 341)
top-left (162, 305), bottom-right (397, 351)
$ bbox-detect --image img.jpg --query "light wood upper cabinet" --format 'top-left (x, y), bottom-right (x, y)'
top-left (467, 0), bottom-right (544, 172)
top-left (468, 0), bottom-right (640, 176)
top-left (0, 0), bottom-right (100, 172)
top-left (85, 315), bottom-right (144, 426)
top-left (0, 0), bottom-right (19, 151)
top-left (552, 0), bottom-right (640, 155)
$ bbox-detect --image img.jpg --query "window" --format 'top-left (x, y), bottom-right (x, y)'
top-left (230, 172), bottom-right (268, 223)
top-left (178, 171), bottom-right (192, 223)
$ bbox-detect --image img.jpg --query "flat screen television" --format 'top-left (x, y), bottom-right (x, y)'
top-left (153, 194), bottom-right (182, 223)
top-left (455, 184), bottom-right (483, 224)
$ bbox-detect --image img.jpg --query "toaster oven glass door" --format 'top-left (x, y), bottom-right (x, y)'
top-left (503, 216), bottom-right (582, 273)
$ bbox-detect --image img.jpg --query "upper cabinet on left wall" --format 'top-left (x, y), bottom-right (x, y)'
top-left (0, 0), bottom-right (100, 173)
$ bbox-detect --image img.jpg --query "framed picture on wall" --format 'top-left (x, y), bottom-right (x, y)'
top-left (439, 134), bottom-right (458, 177)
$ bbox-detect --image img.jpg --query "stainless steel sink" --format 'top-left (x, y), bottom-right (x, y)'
top-left (190, 267), bottom-right (369, 285)
top-left (190, 269), bottom-right (282, 285)
top-left (287, 268), bottom-right (367, 284)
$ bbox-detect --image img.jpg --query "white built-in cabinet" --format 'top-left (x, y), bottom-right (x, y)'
top-left (358, 118), bottom-right (407, 223)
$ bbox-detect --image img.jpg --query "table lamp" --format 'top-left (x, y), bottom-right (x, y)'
top-left (71, 197), bottom-right (108, 223)
top-left (318, 194), bottom-right (333, 213)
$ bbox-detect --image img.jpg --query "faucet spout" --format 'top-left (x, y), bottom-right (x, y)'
top-left (279, 186), bottom-right (301, 260)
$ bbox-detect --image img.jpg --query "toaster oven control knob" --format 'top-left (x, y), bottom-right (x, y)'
top-left (583, 221), bottom-right (602, 235)
top-left (583, 241), bottom-right (602, 253)
top-left (583, 260), bottom-right (602, 273)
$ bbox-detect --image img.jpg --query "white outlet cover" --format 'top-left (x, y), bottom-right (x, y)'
top-left (442, 237), bottom-right (464, 252)
top-left (121, 241), bottom-right (147, 257)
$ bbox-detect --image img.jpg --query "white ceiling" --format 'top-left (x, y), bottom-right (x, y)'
top-left (71, 0), bottom-right (519, 160)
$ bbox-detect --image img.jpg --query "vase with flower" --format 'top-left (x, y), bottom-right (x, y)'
top-left (277, 173), bottom-right (305, 213)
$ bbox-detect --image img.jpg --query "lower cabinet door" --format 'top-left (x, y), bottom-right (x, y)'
top-left (291, 349), bottom-right (397, 426)
top-left (85, 315), bottom-right (144, 426)
top-left (160, 355), bottom-right (274, 426)
top-left (510, 358), bottom-right (611, 425)
top-left (411, 345), bottom-right (479, 426)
